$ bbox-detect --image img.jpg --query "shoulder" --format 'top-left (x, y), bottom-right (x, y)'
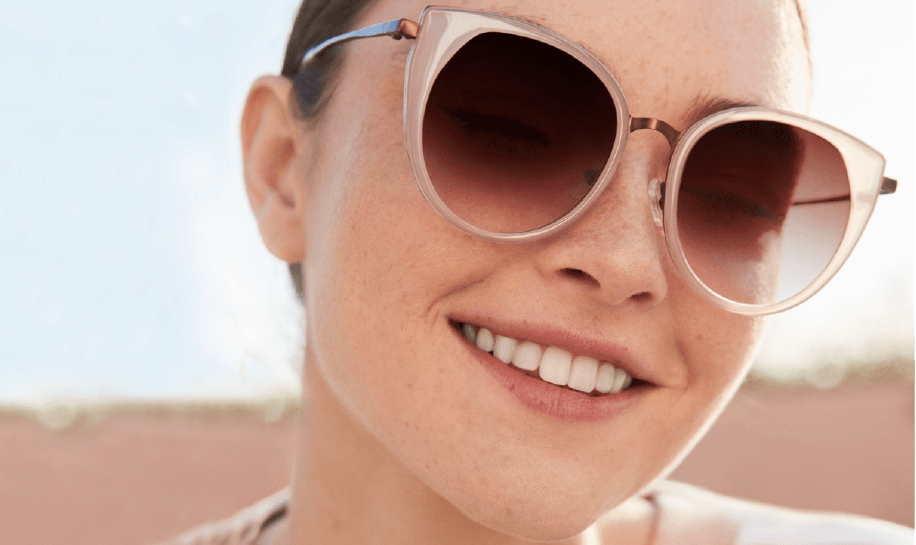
top-left (156, 488), bottom-right (289, 545)
top-left (647, 481), bottom-right (913, 545)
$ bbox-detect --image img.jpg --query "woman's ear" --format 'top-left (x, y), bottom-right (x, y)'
top-left (241, 75), bottom-right (309, 263)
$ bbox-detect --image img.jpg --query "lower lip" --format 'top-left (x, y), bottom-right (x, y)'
top-left (465, 336), bottom-right (642, 422)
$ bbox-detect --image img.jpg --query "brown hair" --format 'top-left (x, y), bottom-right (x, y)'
top-left (280, 0), bottom-right (378, 300)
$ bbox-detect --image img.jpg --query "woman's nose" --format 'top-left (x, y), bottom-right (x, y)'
top-left (532, 135), bottom-right (671, 309)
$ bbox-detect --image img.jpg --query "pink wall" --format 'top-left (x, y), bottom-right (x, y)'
top-left (1, 382), bottom-right (911, 545)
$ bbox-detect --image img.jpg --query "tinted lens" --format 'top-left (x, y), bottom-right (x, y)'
top-left (676, 121), bottom-right (850, 305)
top-left (422, 33), bottom-right (618, 233)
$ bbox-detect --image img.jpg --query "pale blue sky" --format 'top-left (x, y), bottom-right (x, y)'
top-left (1, 1), bottom-right (912, 402)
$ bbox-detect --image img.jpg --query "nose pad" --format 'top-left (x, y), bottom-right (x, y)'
top-left (648, 178), bottom-right (664, 227)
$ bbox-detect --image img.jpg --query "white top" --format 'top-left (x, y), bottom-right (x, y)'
top-left (162, 481), bottom-right (913, 545)
top-left (650, 481), bottom-right (912, 545)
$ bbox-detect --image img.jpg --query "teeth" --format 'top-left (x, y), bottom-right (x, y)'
top-left (539, 347), bottom-right (572, 386)
top-left (493, 335), bottom-right (517, 364)
top-left (476, 327), bottom-right (495, 352)
top-left (462, 323), bottom-right (477, 344)
top-left (595, 363), bottom-right (617, 394)
top-left (567, 356), bottom-right (598, 393)
top-left (461, 323), bottom-right (634, 395)
top-left (512, 341), bottom-right (542, 371)
top-left (610, 367), bottom-right (628, 394)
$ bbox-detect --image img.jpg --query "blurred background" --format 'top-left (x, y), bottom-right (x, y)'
top-left (0, 0), bottom-right (912, 404)
top-left (0, 1), bottom-right (912, 544)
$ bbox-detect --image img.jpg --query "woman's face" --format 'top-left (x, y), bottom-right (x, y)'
top-left (291, 0), bottom-right (808, 539)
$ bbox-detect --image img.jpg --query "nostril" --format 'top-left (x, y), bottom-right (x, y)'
top-left (563, 267), bottom-right (586, 278)
top-left (561, 267), bottom-right (600, 287)
top-left (631, 291), bottom-right (652, 303)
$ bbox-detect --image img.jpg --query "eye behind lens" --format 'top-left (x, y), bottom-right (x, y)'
top-left (675, 120), bottom-right (851, 306)
top-left (443, 107), bottom-right (551, 155)
top-left (420, 32), bottom-right (619, 234)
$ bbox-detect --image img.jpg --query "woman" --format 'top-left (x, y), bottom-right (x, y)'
top-left (170, 0), bottom-right (910, 543)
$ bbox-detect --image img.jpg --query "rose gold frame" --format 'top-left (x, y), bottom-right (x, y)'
top-left (300, 6), bottom-right (895, 316)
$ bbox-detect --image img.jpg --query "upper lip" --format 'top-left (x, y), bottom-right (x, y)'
top-left (450, 314), bottom-right (662, 386)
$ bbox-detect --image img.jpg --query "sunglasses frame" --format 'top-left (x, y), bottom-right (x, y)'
top-left (300, 6), bottom-right (894, 316)
top-left (667, 108), bottom-right (888, 314)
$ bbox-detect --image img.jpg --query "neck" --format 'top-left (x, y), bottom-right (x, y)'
top-left (281, 353), bottom-right (653, 545)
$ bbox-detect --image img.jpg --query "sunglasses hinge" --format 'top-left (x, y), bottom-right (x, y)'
top-left (394, 19), bottom-right (420, 40)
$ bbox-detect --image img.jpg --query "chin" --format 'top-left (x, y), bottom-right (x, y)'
top-left (464, 494), bottom-right (608, 542)
top-left (435, 461), bottom-right (635, 542)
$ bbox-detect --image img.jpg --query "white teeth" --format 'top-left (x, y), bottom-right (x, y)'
top-left (595, 364), bottom-right (616, 394)
top-left (461, 323), bottom-right (634, 394)
top-left (539, 347), bottom-right (572, 386)
top-left (609, 367), bottom-right (628, 393)
top-left (462, 323), bottom-right (477, 344)
top-left (567, 356), bottom-right (599, 393)
top-left (476, 327), bottom-right (495, 353)
top-left (493, 335), bottom-right (517, 364)
top-left (512, 341), bottom-right (542, 371)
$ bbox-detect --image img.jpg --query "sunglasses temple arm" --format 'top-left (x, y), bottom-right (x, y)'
top-left (792, 177), bottom-right (898, 206)
top-left (301, 19), bottom-right (420, 66)
top-left (880, 177), bottom-right (897, 195)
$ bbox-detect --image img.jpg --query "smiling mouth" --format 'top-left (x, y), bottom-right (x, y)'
top-left (453, 321), bottom-right (638, 397)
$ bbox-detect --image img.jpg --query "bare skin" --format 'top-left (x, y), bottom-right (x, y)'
top-left (240, 0), bottom-right (809, 543)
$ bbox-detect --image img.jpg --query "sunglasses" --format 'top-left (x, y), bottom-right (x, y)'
top-left (296, 7), bottom-right (896, 315)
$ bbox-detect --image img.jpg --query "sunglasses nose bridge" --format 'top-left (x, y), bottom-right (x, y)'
top-left (628, 117), bottom-right (680, 149)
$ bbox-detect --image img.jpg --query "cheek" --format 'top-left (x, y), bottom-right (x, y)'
top-left (683, 304), bottom-right (763, 383)
top-left (659, 222), bottom-right (765, 394)
top-left (301, 98), bottom-right (477, 441)
top-left (671, 282), bottom-right (764, 429)
top-left (305, 154), bottom-right (427, 401)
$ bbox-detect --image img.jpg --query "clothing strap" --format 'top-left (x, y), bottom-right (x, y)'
top-left (158, 488), bottom-right (289, 545)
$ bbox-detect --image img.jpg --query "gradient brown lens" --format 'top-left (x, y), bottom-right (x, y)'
top-left (676, 121), bottom-right (850, 305)
top-left (422, 33), bottom-right (617, 233)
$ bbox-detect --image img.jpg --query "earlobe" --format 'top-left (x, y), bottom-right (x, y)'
top-left (241, 75), bottom-right (308, 263)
